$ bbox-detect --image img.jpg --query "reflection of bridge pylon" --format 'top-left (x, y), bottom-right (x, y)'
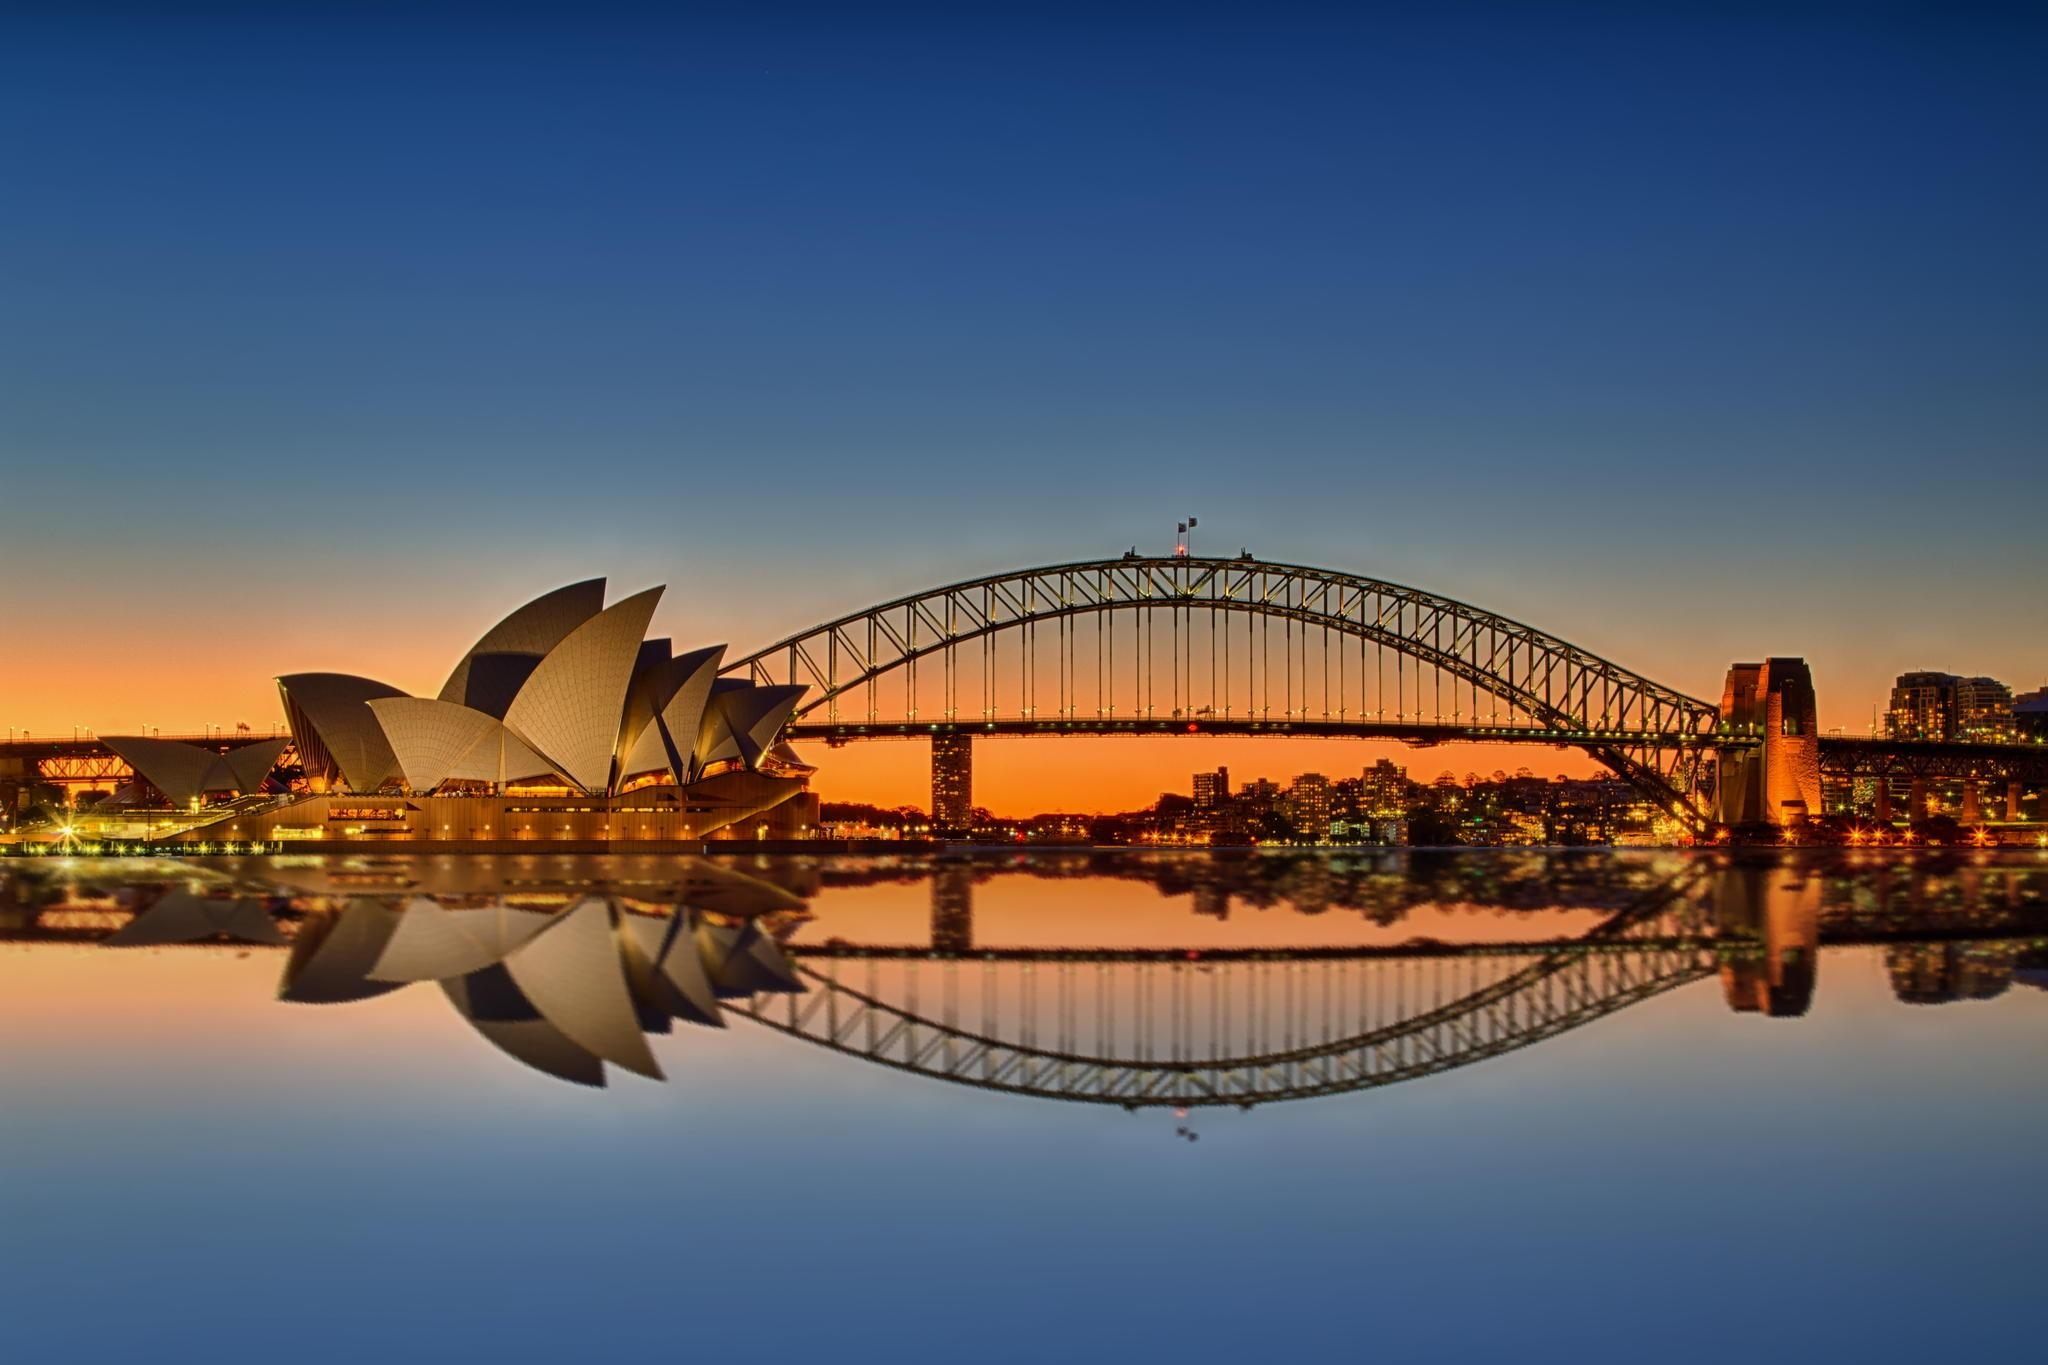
top-left (931, 863), bottom-right (974, 955)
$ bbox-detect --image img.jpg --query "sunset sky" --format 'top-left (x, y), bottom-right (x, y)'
top-left (3, 4), bottom-right (2044, 811)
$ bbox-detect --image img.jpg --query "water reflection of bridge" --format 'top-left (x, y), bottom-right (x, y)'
top-left (734, 857), bottom-right (2048, 1105)
top-left (3, 852), bottom-right (2043, 1101)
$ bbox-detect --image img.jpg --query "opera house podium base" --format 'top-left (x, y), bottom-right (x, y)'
top-left (159, 772), bottom-right (818, 850)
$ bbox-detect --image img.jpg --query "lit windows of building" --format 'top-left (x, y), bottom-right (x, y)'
top-left (1192, 767), bottom-right (1230, 810)
top-left (931, 734), bottom-right (973, 836)
top-left (1285, 773), bottom-right (1333, 839)
top-left (1360, 758), bottom-right (1409, 815)
top-left (1886, 671), bottom-right (2015, 742)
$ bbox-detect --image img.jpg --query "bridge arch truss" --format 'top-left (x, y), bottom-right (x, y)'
top-left (726, 557), bottom-right (1728, 820)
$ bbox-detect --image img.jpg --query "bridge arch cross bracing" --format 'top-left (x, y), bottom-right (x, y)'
top-left (723, 557), bottom-right (1726, 819)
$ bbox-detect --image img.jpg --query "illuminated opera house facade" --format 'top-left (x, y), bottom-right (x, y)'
top-left (148, 580), bottom-right (819, 847)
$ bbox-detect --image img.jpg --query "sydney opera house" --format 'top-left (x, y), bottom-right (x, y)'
top-left (118, 580), bottom-right (819, 847)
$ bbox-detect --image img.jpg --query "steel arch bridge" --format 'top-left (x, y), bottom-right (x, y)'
top-left (729, 869), bottom-right (1725, 1107)
top-left (724, 555), bottom-right (1733, 823)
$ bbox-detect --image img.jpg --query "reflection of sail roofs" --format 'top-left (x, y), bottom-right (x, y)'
top-left (280, 899), bottom-right (406, 1004)
top-left (366, 698), bottom-right (563, 793)
top-left (697, 920), bottom-right (805, 996)
top-left (365, 897), bottom-right (679, 1083)
top-left (501, 899), bottom-right (663, 1079)
top-left (443, 966), bottom-right (607, 1088)
top-left (620, 913), bottom-right (724, 1027)
top-left (104, 890), bottom-right (287, 947)
top-left (675, 856), bottom-right (810, 917)
top-left (619, 644), bottom-right (726, 785)
top-left (693, 681), bottom-right (808, 778)
top-left (369, 900), bottom-right (556, 981)
top-left (437, 578), bottom-right (606, 712)
top-left (500, 587), bottom-right (665, 794)
top-left (320, 889), bottom-right (808, 1085)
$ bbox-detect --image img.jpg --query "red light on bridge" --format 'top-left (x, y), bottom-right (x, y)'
top-left (1186, 723), bottom-right (1199, 733)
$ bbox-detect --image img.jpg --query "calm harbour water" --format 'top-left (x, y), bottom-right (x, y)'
top-left (3, 848), bottom-right (2044, 1363)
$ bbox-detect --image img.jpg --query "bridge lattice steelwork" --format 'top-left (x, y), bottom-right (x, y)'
top-left (724, 556), bottom-right (1731, 821)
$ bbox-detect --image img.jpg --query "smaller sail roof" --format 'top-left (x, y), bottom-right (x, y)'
top-left (102, 737), bottom-right (282, 806)
top-left (104, 891), bottom-right (288, 947)
top-left (367, 698), bottom-right (560, 794)
top-left (693, 683), bottom-right (807, 777)
top-left (277, 673), bottom-right (407, 793)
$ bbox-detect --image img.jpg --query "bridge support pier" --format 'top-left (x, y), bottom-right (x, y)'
top-left (931, 734), bottom-right (974, 838)
top-left (1961, 780), bottom-right (1983, 825)
top-left (1717, 659), bottom-right (1820, 827)
top-left (2009, 781), bottom-right (2026, 823)
top-left (1874, 780), bottom-right (1892, 823)
top-left (1910, 779), bottom-right (1930, 821)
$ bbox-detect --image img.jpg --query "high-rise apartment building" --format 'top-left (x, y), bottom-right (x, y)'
top-left (1361, 758), bottom-right (1410, 815)
top-left (1285, 772), bottom-right (1333, 838)
top-left (931, 734), bottom-right (974, 835)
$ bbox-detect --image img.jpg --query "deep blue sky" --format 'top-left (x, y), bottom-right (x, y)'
top-left (3, 3), bottom-right (2044, 736)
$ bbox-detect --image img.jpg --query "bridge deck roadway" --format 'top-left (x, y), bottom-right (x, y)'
top-left (792, 717), bottom-right (1744, 748)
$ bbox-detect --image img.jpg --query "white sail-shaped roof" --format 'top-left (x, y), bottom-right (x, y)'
top-left (437, 578), bottom-right (607, 712)
top-left (367, 697), bottom-right (560, 793)
top-left (102, 736), bottom-right (261, 806)
top-left (615, 639), bottom-right (674, 782)
top-left (501, 586), bottom-right (664, 795)
top-left (620, 644), bottom-right (726, 784)
top-left (221, 737), bottom-right (289, 794)
top-left (692, 683), bottom-right (807, 776)
top-left (503, 899), bottom-right (664, 1079)
top-left (277, 673), bottom-right (407, 793)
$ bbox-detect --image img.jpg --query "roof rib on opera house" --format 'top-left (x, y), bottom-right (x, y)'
top-left (279, 579), bottom-right (807, 797)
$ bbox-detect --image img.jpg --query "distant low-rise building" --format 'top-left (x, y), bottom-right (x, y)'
top-left (2013, 685), bottom-right (2048, 740)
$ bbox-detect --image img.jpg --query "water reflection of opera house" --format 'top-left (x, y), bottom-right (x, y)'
top-left (5, 851), bottom-right (2044, 1099)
